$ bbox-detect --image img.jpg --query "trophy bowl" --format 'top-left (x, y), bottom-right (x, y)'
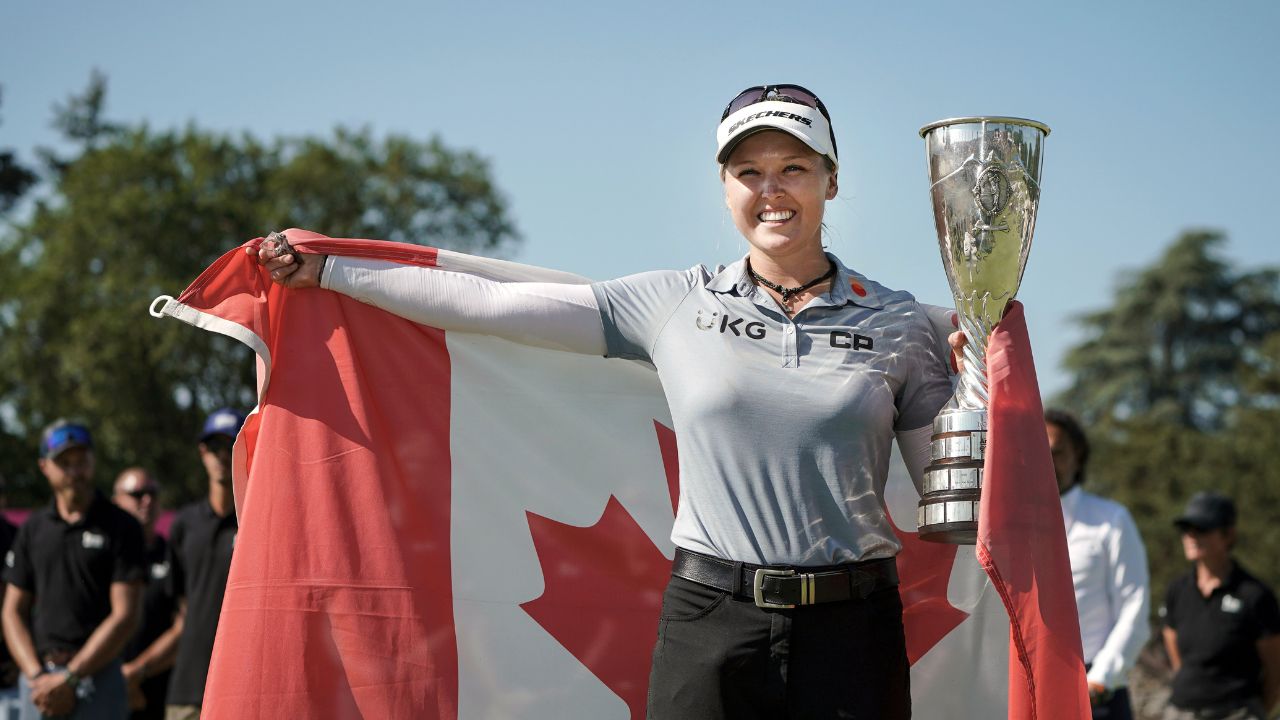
top-left (917, 117), bottom-right (1049, 544)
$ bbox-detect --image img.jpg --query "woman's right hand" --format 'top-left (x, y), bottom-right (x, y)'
top-left (248, 231), bottom-right (326, 289)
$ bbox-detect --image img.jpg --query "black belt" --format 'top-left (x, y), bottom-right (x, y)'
top-left (672, 548), bottom-right (899, 609)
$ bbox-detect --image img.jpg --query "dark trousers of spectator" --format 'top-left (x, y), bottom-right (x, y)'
top-left (128, 671), bottom-right (169, 720)
top-left (17, 660), bottom-right (126, 720)
top-left (646, 575), bottom-right (910, 720)
top-left (1092, 686), bottom-right (1133, 720)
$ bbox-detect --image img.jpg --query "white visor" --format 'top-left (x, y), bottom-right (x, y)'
top-left (716, 100), bottom-right (837, 170)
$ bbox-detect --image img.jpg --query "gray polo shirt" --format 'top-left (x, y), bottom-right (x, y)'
top-left (591, 254), bottom-right (953, 566)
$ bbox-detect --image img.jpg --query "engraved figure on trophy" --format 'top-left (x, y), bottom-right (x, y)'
top-left (916, 117), bottom-right (1050, 543)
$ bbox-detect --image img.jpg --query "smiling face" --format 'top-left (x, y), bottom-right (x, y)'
top-left (722, 131), bottom-right (837, 265)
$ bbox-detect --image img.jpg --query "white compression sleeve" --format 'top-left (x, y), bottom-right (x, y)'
top-left (321, 256), bottom-right (607, 355)
top-left (896, 425), bottom-right (934, 497)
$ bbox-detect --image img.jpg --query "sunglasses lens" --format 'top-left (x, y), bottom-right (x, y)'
top-left (205, 436), bottom-right (234, 453)
top-left (721, 85), bottom-right (826, 121)
top-left (772, 85), bottom-right (819, 106)
top-left (722, 86), bottom-right (766, 120)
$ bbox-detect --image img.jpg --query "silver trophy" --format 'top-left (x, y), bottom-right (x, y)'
top-left (916, 117), bottom-right (1049, 544)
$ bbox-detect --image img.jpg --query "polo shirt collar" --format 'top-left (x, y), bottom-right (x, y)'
top-left (706, 253), bottom-right (885, 310)
top-left (44, 490), bottom-right (108, 527)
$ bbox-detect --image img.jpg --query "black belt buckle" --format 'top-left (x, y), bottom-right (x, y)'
top-left (753, 568), bottom-right (796, 609)
top-left (753, 568), bottom-right (822, 608)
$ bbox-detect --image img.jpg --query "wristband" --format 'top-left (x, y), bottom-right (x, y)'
top-left (64, 669), bottom-right (95, 700)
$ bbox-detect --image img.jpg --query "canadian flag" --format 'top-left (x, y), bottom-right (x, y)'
top-left (152, 230), bottom-right (1084, 719)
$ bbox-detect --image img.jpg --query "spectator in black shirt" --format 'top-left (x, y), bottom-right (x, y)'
top-left (2, 420), bottom-right (145, 719)
top-left (1162, 491), bottom-right (1280, 720)
top-left (0, 471), bottom-right (20, 716)
top-left (113, 468), bottom-right (179, 720)
top-left (165, 409), bottom-right (242, 720)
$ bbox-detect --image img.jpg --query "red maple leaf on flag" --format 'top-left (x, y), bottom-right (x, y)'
top-left (889, 514), bottom-right (969, 663)
top-left (521, 421), bottom-right (679, 718)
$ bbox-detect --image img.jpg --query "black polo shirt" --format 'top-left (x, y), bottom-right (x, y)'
top-left (1164, 561), bottom-right (1280, 709)
top-left (2, 492), bottom-right (146, 656)
top-left (0, 515), bottom-right (18, 688)
top-left (123, 535), bottom-right (177, 719)
top-left (166, 500), bottom-right (236, 706)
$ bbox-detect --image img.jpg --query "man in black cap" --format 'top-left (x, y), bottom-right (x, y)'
top-left (112, 468), bottom-right (179, 720)
top-left (2, 419), bottom-right (145, 718)
top-left (1162, 491), bottom-right (1280, 720)
top-left (164, 409), bottom-right (243, 720)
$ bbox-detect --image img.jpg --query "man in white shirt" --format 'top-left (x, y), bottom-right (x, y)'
top-left (1046, 409), bottom-right (1151, 720)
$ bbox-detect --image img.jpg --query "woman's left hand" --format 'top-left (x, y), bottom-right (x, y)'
top-left (948, 328), bottom-right (968, 374)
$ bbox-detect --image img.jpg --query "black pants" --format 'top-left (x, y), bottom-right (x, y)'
top-left (646, 574), bottom-right (911, 719)
top-left (1092, 686), bottom-right (1133, 720)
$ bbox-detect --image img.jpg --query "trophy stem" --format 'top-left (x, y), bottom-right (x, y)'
top-left (954, 309), bottom-right (992, 411)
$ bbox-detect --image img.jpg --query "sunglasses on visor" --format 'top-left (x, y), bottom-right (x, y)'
top-left (720, 84), bottom-right (838, 159)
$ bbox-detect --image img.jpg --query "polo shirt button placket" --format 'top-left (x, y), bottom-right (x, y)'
top-left (783, 323), bottom-right (797, 368)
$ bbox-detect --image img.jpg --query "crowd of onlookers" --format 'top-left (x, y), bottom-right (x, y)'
top-left (0, 409), bottom-right (242, 720)
top-left (0, 406), bottom-right (1274, 719)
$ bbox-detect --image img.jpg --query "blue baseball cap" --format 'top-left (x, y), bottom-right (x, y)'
top-left (42, 420), bottom-right (93, 460)
top-left (199, 408), bottom-right (245, 442)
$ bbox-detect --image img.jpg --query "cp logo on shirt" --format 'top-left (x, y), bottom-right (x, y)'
top-left (830, 331), bottom-right (874, 351)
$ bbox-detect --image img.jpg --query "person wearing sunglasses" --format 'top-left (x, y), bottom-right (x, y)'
top-left (113, 468), bottom-right (179, 720)
top-left (3, 420), bottom-right (146, 719)
top-left (254, 83), bottom-right (960, 719)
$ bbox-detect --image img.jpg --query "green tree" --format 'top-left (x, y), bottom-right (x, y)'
top-left (1061, 230), bottom-right (1280, 431)
top-left (0, 75), bottom-right (520, 505)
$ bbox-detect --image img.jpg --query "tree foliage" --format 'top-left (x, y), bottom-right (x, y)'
top-left (1061, 231), bottom-right (1280, 430)
top-left (0, 75), bottom-right (520, 504)
top-left (1054, 230), bottom-right (1280, 611)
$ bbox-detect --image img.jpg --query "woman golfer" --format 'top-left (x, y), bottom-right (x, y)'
top-left (255, 83), bottom-right (959, 719)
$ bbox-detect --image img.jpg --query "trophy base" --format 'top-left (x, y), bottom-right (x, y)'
top-left (916, 493), bottom-right (980, 545)
top-left (916, 522), bottom-right (977, 545)
top-left (917, 409), bottom-right (986, 545)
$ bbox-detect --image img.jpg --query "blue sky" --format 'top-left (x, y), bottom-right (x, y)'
top-left (3, 0), bottom-right (1277, 395)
